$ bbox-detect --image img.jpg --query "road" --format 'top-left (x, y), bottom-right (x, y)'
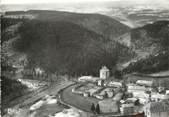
top-left (4, 80), bottom-right (74, 117)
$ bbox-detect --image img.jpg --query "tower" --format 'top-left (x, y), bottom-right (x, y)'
top-left (100, 66), bottom-right (110, 79)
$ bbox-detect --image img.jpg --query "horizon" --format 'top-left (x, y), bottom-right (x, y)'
top-left (1, 0), bottom-right (169, 13)
top-left (1, 0), bottom-right (169, 5)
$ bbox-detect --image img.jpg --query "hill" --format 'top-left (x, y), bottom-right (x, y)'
top-left (10, 20), bottom-right (134, 76)
top-left (119, 21), bottom-right (169, 73)
top-left (5, 10), bottom-right (130, 40)
top-left (3, 11), bottom-right (168, 75)
top-left (130, 20), bottom-right (169, 54)
top-left (2, 10), bottom-right (134, 76)
top-left (118, 21), bottom-right (169, 54)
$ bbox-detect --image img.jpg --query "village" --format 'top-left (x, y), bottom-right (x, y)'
top-left (70, 66), bottom-right (169, 117)
top-left (3, 58), bottom-right (169, 117)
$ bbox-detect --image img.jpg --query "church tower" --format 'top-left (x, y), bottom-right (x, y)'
top-left (100, 66), bottom-right (110, 79)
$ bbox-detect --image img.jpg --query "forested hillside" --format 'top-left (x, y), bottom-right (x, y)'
top-left (2, 10), bottom-right (168, 76)
top-left (121, 21), bottom-right (169, 74)
top-left (2, 10), bottom-right (135, 76)
top-left (123, 51), bottom-right (169, 74)
top-left (12, 20), bottom-right (134, 76)
top-left (131, 20), bottom-right (169, 53)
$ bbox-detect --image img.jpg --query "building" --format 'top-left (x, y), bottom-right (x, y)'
top-left (95, 88), bottom-right (114, 99)
top-left (97, 79), bottom-right (105, 86)
top-left (120, 103), bottom-right (134, 115)
top-left (83, 92), bottom-right (90, 97)
top-left (136, 80), bottom-right (153, 87)
top-left (151, 93), bottom-right (169, 101)
top-left (125, 98), bottom-right (138, 103)
top-left (130, 91), bottom-right (150, 104)
top-left (166, 90), bottom-right (169, 95)
top-left (98, 99), bottom-right (119, 113)
top-left (100, 66), bottom-right (110, 79)
top-left (35, 67), bottom-right (44, 75)
top-left (127, 84), bottom-right (148, 93)
top-left (144, 102), bottom-right (169, 117)
top-left (132, 91), bottom-right (149, 99)
top-left (95, 95), bottom-right (104, 100)
top-left (107, 81), bottom-right (122, 88)
top-left (87, 87), bottom-right (101, 96)
top-left (78, 76), bottom-right (99, 82)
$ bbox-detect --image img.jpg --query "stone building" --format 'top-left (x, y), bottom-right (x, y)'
top-left (100, 66), bottom-right (110, 79)
top-left (120, 103), bottom-right (134, 115)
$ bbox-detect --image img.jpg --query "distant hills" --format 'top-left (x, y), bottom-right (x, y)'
top-left (5, 10), bottom-right (130, 39)
top-left (2, 3), bottom-right (169, 28)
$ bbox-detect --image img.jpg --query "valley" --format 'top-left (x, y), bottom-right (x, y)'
top-left (1, 5), bottom-right (169, 117)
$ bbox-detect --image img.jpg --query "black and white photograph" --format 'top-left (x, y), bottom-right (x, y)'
top-left (1, 0), bottom-right (169, 117)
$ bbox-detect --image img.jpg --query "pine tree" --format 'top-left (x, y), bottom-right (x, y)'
top-left (95, 104), bottom-right (100, 114)
top-left (91, 103), bottom-right (95, 113)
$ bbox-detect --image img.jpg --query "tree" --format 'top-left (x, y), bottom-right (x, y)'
top-left (95, 104), bottom-right (100, 114)
top-left (135, 99), bottom-right (140, 106)
top-left (91, 103), bottom-right (95, 113)
top-left (114, 70), bottom-right (122, 79)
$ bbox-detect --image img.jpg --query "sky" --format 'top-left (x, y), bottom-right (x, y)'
top-left (1, 0), bottom-right (169, 4)
top-left (1, 0), bottom-right (121, 4)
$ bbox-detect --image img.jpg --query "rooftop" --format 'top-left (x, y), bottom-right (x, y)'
top-left (100, 66), bottom-right (109, 71)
